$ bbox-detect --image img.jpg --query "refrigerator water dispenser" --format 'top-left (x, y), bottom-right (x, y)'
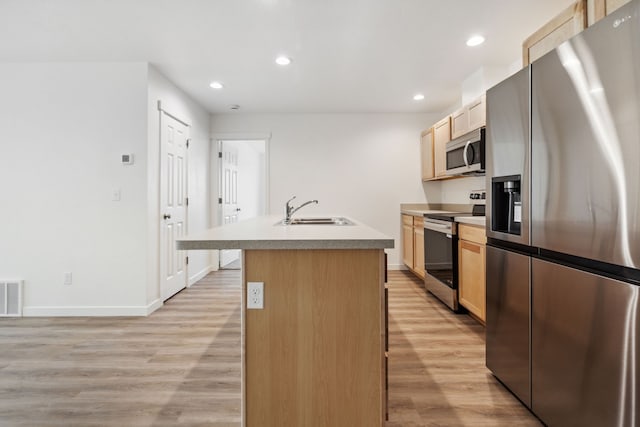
top-left (491, 175), bottom-right (521, 235)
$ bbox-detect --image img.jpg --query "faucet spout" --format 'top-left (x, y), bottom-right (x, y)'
top-left (284, 197), bottom-right (318, 224)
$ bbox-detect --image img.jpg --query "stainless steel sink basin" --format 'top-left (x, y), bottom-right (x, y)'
top-left (276, 217), bottom-right (354, 226)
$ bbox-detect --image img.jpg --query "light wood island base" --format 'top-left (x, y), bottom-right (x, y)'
top-left (243, 249), bottom-right (386, 427)
top-left (176, 215), bottom-right (393, 426)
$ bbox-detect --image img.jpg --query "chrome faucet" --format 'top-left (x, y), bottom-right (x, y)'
top-left (284, 196), bottom-right (318, 224)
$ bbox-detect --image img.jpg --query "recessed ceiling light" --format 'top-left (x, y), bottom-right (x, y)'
top-left (275, 56), bottom-right (292, 66)
top-left (413, 93), bottom-right (425, 101)
top-left (466, 35), bottom-right (485, 47)
top-left (209, 81), bottom-right (224, 89)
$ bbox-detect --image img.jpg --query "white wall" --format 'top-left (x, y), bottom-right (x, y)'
top-left (0, 62), bottom-right (150, 315)
top-left (210, 113), bottom-right (439, 268)
top-left (147, 66), bottom-right (213, 297)
top-left (0, 63), bottom-right (212, 316)
top-left (440, 176), bottom-right (487, 204)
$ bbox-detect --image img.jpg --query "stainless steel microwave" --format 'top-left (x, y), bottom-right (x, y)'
top-left (445, 127), bottom-right (485, 176)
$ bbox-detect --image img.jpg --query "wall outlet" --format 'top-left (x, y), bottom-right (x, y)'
top-left (64, 272), bottom-right (72, 286)
top-left (247, 282), bottom-right (264, 309)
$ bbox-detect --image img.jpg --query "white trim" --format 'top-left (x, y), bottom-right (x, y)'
top-left (388, 263), bottom-right (407, 271)
top-left (211, 132), bottom-right (271, 141)
top-left (23, 299), bottom-right (163, 317)
top-left (157, 100), bottom-right (191, 126)
top-left (188, 265), bottom-right (213, 287)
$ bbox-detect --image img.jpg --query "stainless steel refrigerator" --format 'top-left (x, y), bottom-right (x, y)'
top-left (486, 1), bottom-right (640, 425)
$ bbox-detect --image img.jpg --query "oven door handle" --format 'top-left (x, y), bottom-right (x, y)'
top-left (424, 222), bottom-right (453, 233)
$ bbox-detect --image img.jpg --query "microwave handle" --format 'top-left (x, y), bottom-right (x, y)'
top-left (463, 140), bottom-right (471, 167)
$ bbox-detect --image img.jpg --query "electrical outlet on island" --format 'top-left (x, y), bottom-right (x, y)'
top-left (247, 282), bottom-right (264, 309)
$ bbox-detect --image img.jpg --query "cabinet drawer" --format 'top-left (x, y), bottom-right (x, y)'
top-left (402, 214), bottom-right (414, 226)
top-left (459, 224), bottom-right (486, 245)
top-left (413, 216), bottom-right (424, 228)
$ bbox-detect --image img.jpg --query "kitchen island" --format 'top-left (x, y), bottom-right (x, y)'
top-left (177, 216), bottom-right (393, 427)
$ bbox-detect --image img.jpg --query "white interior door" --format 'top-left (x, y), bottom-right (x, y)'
top-left (160, 112), bottom-right (188, 300)
top-left (220, 142), bottom-right (241, 267)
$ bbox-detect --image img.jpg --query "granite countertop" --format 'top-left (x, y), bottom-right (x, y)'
top-left (177, 215), bottom-right (394, 250)
top-left (455, 216), bottom-right (486, 227)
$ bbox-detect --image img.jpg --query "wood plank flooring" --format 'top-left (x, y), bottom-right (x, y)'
top-left (0, 269), bottom-right (540, 426)
top-left (0, 270), bottom-right (242, 427)
top-left (386, 270), bottom-right (541, 426)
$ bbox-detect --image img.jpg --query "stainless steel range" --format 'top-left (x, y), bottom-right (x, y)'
top-left (423, 202), bottom-right (484, 312)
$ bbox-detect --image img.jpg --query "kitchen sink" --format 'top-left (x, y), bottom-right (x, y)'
top-left (276, 217), bottom-right (354, 226)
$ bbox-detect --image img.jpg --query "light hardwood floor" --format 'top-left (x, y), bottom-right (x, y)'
top-left (386, 270), bottom-right (541, 426)
top-left (0, 269), bottom-right (540, 426)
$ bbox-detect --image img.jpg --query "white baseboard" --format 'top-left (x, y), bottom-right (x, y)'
top-left (23, 298), bottom-right (163, 317)
top-left (145, 298), bottom-right (163, 315)
top-left (188, 265), bottom-right (213, 287)
top-left (388, 263), bottom-right (407, 271)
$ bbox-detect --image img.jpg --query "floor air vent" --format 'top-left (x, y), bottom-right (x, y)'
top-left (0, 280), bottom-right (23, 317)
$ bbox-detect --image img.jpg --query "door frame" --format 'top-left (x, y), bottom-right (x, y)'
top-left (158, 103), bottom-right (190, 299)
top-left (210, 133), bottom-right (271, 268)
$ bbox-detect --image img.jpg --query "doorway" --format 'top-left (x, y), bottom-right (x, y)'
top-left (218, 139), bottom-right (268, 269)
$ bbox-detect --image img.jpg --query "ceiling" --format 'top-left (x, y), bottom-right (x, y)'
top-left (0, 0), bottom-right (575, 114)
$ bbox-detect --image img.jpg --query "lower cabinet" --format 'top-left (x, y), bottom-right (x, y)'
top-left (413, 217), bottom-right (425, 278)
top-left (402, 215), bottom-right (414, 268)
top-left (458, 224), bottom-right (487, 322)
top-left (401, 214), bottom-right (425, 279)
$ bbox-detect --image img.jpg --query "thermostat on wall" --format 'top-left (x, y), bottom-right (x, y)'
top-left (121, 154), bottom-right (134, 165)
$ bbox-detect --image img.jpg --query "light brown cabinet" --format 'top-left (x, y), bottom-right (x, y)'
top-left (402, 214), bottom-right (425, 279)
top-left (451, 95), bottom-right (486, 139)
top-left (244, 249), bottom-right (386, 426)
top-left (413, 217), bottom-right (425, 278)
top-left (522, 0), bottom-right (587, 66)
top-left (420, 128), bottom-right (435, 181)
top-left (433, 117), bottom-right (451, 178)
top-left (458, 224), bottom-right (487, 323)
top-left (588, 0), bottom-right (632, 24)
top-left (402, 215), bottom-right (414, 268)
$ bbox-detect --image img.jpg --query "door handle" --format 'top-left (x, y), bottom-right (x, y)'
top-left (163, 214), bottom-right (171, 220)
top-left (463, 141), bottom-right (471, 167)
top-left (235, 208), bottom-right (241, 212)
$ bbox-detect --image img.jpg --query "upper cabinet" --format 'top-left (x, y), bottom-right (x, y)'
top-left (433, 117), bottom-right (451, 179)
top-left (588, 0), bottom-right (632, 24)
top-left (522, 0), bottom-right (587, 66)
top-left (420, 128), bottom-right (435, 181)
top-left (421, 94), bottom-right (486, 181)
top-left (451, 94), bottom-right (486, 140)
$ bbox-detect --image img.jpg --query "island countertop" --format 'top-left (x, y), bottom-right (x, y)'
top-left (177, 215), bottom-right (394, 250)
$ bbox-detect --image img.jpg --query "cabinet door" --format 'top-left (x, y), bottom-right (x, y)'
top-left (450, 107), bottom-right (467, 140)
top-left (420, 128), bottom-right (434, 180)
top-left (433, 117), bottom-right (451, 177)
top-left (467, 94), bottom-right (486, 131)
top-left (522, 0), bottom-right (586, 65)
top-left (413, 218), bottom-right (425, 278)
top-left (589, 0), bottom-right (632, 24)
top-left (458, 238), bottom-right (486, 321)
top-left (402, 215), bottom-right (414, 269)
